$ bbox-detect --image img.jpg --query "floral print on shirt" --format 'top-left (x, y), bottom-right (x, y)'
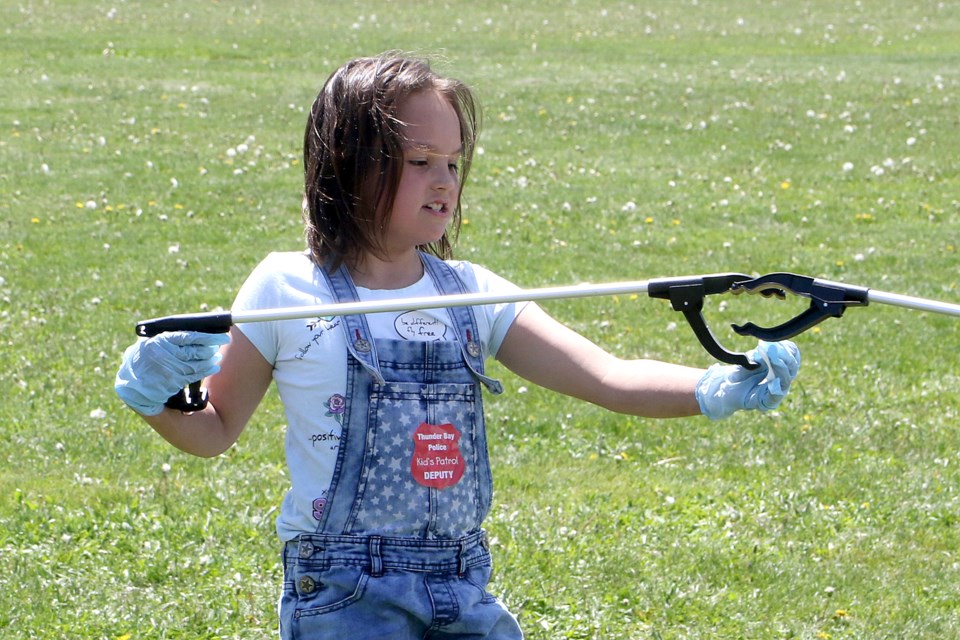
top-left (324, 393), bottom-right (346, 424)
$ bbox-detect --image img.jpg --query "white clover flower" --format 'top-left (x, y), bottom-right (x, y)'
top-left (842, 162), bottom-right (854, 172)
top-left (90, 408), bottom-right (107, 419)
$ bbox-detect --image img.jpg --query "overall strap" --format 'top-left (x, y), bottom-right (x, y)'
top-left (420, 254), bottom-right (504, 394)
top-left (319, 262), bottom-right (385, 384)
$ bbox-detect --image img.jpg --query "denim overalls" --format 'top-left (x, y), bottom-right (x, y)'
top-left (279, 254), bottom-right (523, 639)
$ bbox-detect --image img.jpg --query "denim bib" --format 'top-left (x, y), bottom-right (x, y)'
top-left (315, 254), bottom-right (502, 539)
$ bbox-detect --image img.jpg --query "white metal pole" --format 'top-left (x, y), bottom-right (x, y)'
top-left (230, 280), bottom-right (654, 324)
top-left (868, 289), bottom-right (960, 317)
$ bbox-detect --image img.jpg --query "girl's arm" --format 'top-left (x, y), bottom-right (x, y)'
top-left (143, 328), bottom-right (273, 457)
top-left (496, 303), bottom-right (704, 418)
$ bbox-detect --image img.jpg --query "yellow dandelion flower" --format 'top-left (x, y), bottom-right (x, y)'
top-left (644, 216), bottom-right (654, 224)
top-left (31, 217), bottom-right (40, 224)
top-left (780, 180), bottom-right (791, 189)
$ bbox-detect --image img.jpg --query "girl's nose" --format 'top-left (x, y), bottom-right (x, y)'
top-left (434, 165), bottom-right (458, 190)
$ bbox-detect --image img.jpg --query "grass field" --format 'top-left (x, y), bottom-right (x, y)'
top-left (2, 1), bottom-right (959, 638)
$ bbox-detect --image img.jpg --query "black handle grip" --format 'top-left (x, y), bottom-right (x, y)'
top-left (134, 311), bottom-right (233, 412)
top-left (164, 381), bottom-right (209, 412)
top-left (136, 312), bottom-right (233, 338)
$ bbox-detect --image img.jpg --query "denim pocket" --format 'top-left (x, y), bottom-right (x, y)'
top-left (461, 562), bottom-right (498, 605)
top-left (290, 565), bottom-right (370, 618)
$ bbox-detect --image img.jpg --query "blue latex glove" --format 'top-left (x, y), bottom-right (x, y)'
top-left (115, 331), bottom-right (230, 416)
top-left (696, 340), bottom-right (801, 421)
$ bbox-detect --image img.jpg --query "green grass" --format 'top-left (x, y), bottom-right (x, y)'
top-left (2, 0), bottom-right (959, 637)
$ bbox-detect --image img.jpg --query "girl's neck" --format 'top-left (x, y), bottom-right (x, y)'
top-left (348, 251), bottom-right (424, 290)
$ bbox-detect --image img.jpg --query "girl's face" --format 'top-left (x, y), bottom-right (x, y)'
top-left (381, 90), bottom-right (462, 259)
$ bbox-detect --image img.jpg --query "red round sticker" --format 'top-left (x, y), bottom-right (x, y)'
top-left (411, 422), bottom-right (465, 489)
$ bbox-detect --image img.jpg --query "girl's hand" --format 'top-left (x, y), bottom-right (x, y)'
top-left (115, 331), bottom-right (230, 416)
top-left (696, 340), bottom-right (801, 421)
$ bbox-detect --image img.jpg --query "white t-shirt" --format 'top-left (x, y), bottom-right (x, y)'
top-left (232, 251), bottom-right (527, 541)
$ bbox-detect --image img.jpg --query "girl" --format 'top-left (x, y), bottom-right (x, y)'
top-left (116, 52), bottom-right (800, 639)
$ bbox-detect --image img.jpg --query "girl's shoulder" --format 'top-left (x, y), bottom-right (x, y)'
top-left (254, 249), bottom-right (315, 273)
top-left (247, 250), bottom-right (319, 285)
top-left (236, 250), bottom-right (328, 310)
top-left (443, 259), bottom-right (519, 294)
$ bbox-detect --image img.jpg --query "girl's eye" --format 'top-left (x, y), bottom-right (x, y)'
top-left (409, 159), bottom-right (428, 167)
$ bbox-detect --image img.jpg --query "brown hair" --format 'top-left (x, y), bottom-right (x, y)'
top-left (302, 52), bottom-right (479, 271)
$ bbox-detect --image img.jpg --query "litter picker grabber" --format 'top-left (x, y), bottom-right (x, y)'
top-left (136, 272), bottom-right (765, 412)
top-left (133, 271), bottom-right (960, 413)
top-left (728, 272), bottom-right (960, 338)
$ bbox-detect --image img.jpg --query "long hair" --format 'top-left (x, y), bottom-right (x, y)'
top-left (302, 52), bottom-right (479, 271)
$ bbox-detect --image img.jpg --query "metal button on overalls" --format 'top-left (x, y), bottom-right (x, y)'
top-left (298, 575), bottom-right (317, 594)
